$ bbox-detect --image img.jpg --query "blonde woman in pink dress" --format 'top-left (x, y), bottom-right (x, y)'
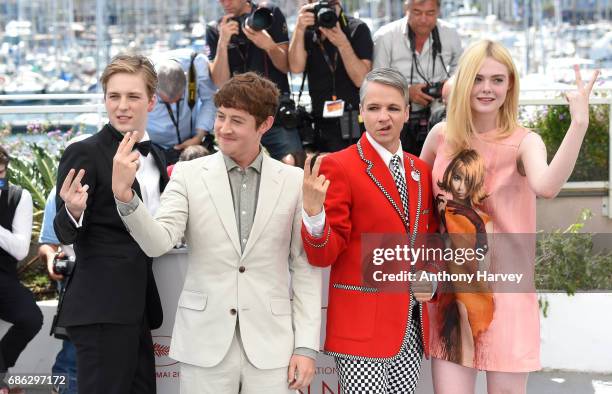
top-left (420, 39), bottom-right (599, 394)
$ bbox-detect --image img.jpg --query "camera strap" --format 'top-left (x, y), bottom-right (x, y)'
top-left (50, 253), bottom-right (75, 339)
top-left (232, 42), bottom-right (250, 74)
top-left (164, 100), bottom-right (182, 144)
top-left (297, 59), bottom-right (308, 104)
top-left (316, 39), bottom-right (338, 99)
top-left (187, 52), bottom-right (197, 137)
top-left (263, 54), bottom-right (270, 79)
top-left (50, 281), bottom-right (69, 338)
top-left (408, 25), bottom-right (446, 87)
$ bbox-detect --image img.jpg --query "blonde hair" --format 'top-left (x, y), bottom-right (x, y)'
top-left (446, 40), bottom-right (520, 155)
top-left (100, 54), bottom-right (158, 99)
top-left (437, 149), bottom-right (487, 206)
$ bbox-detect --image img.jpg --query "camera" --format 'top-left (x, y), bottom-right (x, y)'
top-left (421, 81), bottom-right (444, 99)
top-left (53, 258), bottom-right (75, 277)
top-left (277, 94), bottom-right (313, 133)
top-left (295, 105), bottom-right (314, 145)
top-left (277, 94), bottom-right (301, 129)
top-left (429, 101), bottom-right (447, 128)
top-left (307, 1), bottom-right (338, 29)
top-left (407, 108), bottom-right (431, 143)
top-left (230, 7), bottom-right (274, 45)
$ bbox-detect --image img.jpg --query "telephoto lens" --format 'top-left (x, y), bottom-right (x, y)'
top-left (246, 7), bottom-right (274, 31)
top-left (315, 3), bottom-right (337, 28)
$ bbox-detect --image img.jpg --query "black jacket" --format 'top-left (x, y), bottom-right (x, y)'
top-left (54, 124), bottom-right (169, 329)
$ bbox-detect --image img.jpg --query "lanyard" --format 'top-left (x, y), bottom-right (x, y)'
top-left (316, 37), bottom-right (338, 100)
top-left (409, 37), bottom-right (436, 86)
top-left (233, 43), bottom-right (250, 74)
top-left (164, 100), bottom-right (182, 144)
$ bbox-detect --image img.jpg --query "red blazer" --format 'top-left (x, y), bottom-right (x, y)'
top-left (302, 135), bottom-right (438, 360)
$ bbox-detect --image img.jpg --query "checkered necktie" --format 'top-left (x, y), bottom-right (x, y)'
top-left (389, 154), bottom-right (409, 219)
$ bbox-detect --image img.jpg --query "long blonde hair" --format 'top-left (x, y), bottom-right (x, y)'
top-left (446, 40), bottom-right (520, 155)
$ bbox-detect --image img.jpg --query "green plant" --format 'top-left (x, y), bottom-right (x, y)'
top-left (8, 143), bottom-right (60, 240)
top-left (536, 209), bottom-right (612, 318)
top-left (536, 209), bottom-right (612, 294)
top-left (7, 143), bottom-right (61, 299)
top-left (526, 104), bottom-right (609, 182)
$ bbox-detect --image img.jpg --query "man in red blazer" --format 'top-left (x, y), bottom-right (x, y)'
top-left (302, 68), bottom-right (438, 393)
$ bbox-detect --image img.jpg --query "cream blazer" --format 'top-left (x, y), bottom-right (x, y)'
top-left (120, 152), bottom-right (321, 369)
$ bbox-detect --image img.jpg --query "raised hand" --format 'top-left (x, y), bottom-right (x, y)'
top-left (218, 14), bottom-right (240, 46)
top-left (112, 131), bottom-right (141, 203)
top-left (295, 4), bottom-right (316, 32)
top-left (59, 168), bottom-right (89, 221)
top-left (303, 155), bottom-right (330, 217)
top-left (566, 65), bottom-right (600, 127)
top-left (243, 25), bottom-right (276, 51)
top-left (319, 23), bottom-right (351, 49)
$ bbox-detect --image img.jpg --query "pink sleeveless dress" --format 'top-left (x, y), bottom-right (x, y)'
top-left (428, 127), bottom-right (541, 372)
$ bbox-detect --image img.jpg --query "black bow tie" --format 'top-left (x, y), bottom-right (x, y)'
top-left (106, 124), bottom-right (151, 156)
top-left (134, 140), bottom-right (152, 157)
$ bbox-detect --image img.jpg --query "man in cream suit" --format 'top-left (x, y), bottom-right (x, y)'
top-left (111, 72), bottom-right (322, 393)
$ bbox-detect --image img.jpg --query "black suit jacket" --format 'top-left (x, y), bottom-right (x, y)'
top-left (54, 124), bottom-right (169, 329)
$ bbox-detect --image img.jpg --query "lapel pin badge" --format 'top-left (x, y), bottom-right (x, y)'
top-left (411, 170), bottom-right (420, 182)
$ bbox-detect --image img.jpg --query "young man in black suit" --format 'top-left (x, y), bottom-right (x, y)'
top-left (53, 54), bottom-right (168, 394)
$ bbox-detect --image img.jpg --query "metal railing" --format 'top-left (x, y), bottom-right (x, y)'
top-left (1, 91), bottom-right (611, 218)
top-left (0, 94), bottom-right (105, 119)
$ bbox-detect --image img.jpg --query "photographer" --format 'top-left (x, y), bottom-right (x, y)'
top-left (206, 0), bottom-right (304, 165)
top-left (289, 0), bottom-right (373, 152)
top-left (147, 49), bottom-right (217, 165)
top-left (0, 145), bottom-right (43, 394)
top-left (373, 0), bottom-right (462, 155)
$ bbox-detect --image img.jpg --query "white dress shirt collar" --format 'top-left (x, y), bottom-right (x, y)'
top-left (365, 132), bottom-right (405, 172)
top-left (140, 131), bottom-right (151, 146)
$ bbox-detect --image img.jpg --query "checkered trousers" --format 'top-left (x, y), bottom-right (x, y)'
top-left (334, 307), bottom-right (424, 394)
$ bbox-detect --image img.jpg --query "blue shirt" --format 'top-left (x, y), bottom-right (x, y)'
top-left (147, 49), bottom-right (217, 149)
top-left (39, 189), bottom-right (60, 245)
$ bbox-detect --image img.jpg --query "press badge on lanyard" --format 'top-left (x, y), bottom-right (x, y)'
top-left (317, 37), bottom-right (344, 118)
top-left (323, 98), bottom-right (345, 118)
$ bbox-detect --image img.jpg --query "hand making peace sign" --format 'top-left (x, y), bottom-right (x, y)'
top-left (59, 168), bottom-right (89, 221)
top-left (302, 154), bottom-right (330, 217)
top-left (566, 65), bottom-right (600, 127)
top-left (112, 131), bottom-right (141, 203)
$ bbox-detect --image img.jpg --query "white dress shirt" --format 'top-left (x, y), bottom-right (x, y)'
top-left (136, 133), bottom-right (162, 216)
top-left (373, 18), bottom-right (463, 111)
top-left (0, 188), bottom-right (33, 260)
